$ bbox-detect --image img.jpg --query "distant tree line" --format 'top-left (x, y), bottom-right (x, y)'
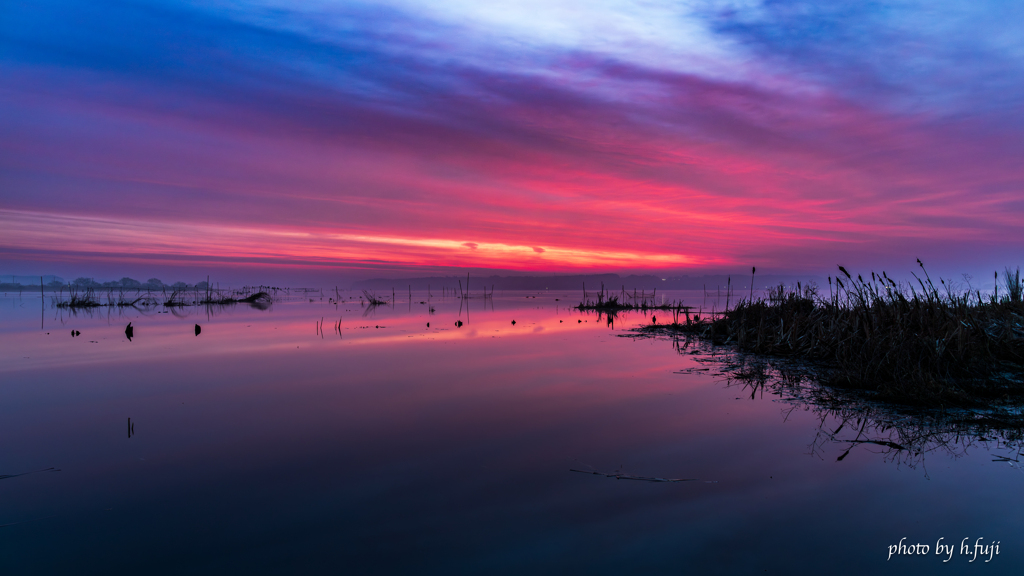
top-left (0, 276), bottom-right (211, 292)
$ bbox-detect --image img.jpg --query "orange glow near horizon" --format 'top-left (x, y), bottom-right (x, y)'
top-left (0, 210), bottom-right (704, 272)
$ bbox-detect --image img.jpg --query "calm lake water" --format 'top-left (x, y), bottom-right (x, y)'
top-left (1, 289), bottom-right (1021, 574)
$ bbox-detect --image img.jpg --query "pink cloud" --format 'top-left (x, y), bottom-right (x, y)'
top-left (2, 39), bottom-right (1021, 279)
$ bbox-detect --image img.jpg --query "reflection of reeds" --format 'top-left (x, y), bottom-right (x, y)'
top-left (641, 262), bottom-right (1024, 406)
top-left (662, 336), bottom-right (1024, 469)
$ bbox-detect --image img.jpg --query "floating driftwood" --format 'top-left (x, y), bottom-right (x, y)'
top-left (202, 291), bottom-right (271, 305)
top-left (164, 289), bottom-right (272, 307)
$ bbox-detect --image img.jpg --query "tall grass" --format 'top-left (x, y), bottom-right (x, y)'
top-left (656, 263), bottom-right (1024, 405)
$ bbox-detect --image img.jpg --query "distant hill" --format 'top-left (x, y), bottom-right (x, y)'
top-left (1, 275), bottom-right (64, 285)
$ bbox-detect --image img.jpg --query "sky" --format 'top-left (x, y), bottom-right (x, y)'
top-left (2, 0), bottom-right (1023, 284)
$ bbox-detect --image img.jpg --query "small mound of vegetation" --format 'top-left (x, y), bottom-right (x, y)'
top-left (362, 289), bottom-right (390, 306)
top-left (199, 291), bottom-right (271, 305)
top-left (56, 286), bottom-right (102, 309)
top-left (642, 262), bottom-right (1024, 406)
top-left (576, 282), bottom-right (687, 312)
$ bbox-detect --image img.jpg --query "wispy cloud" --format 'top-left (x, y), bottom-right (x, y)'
top-left (2, 0), bottom-right (1022, 276)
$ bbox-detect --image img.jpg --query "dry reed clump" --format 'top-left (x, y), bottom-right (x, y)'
top-left (576, 282), bottom-right (683, 312)
top-left (665, 263), bottom-right (1024, 406)
top-left (56, 286), bottom-right (102, 308)
top-left (361, 289), bottom-right (390, 306)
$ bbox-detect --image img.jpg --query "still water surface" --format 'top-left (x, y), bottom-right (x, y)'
top-left (1, 290), bottom-right (1021, 574)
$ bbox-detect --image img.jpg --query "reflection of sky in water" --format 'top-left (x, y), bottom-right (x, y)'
top-left (1, 291), bottom-right (1021, 574)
